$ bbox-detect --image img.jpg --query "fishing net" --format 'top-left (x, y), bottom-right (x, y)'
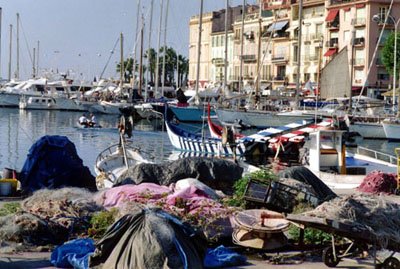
top-left (301, 194), bottom-right (400, 248)
top-left (357, 171), bottom-right (397, 194)
top-left (0, 212), bottom-right (67, 247)
top-left (21, 188), bottom-right (104, 236)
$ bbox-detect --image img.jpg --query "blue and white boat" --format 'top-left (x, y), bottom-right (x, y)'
top-left (165, 118), bottom-right (254, 157)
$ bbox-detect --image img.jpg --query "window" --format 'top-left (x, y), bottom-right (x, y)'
top-left (356, 7), bottom-right (365, 19)
top-left (354, 70), bottom-right (364, 83)
top-left (377, 68), bottom-right (389, 80)
top-left (355, 29), bottom-right (365, 38)
top-left (316, 24), bottom-right (323, 37)
top-left (293, 45), bottom-right (298, 62)
top-left (379, 6), bottom-right (388, 22)
top-left (343, 9), bottom-right (350, 22)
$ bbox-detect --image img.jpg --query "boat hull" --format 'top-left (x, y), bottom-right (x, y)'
top-left (349, 122), bottom-right (385, 139)
top-left (382, 120), bottom-right (400, 140)
top-left (169, 105), bottom-right (215, 122)
top-left (216, 109), bottom-right (313, 128)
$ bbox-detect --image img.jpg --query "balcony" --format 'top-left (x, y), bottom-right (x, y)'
top-left (211, 58), bottom-right (225, 66)
top-left (271, 54), bottom-right (288, 62)
top-left (354, 37), bottom-right (365, 47)
top-left (326, 38), bottom-right (339, 48)
top-left (352, 18), bottom-right (366, 27)
top-left (304, 55), bottom-right (319, 62)
top-left (241, 54), bottom-right (257, 63)
top-left (327, 20), bottom-right (340, 30)
top-left (329, 0), bottom-right (354, 5)
top-left (272, 32), bottom-right (290, 39)
top-left (273, 76), bottom-right (286, 81)
top-left (310, 33), bottom-right (323, 41)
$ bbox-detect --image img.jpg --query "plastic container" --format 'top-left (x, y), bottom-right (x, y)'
top-left (0, 182), bottom-right (12, 196)
top-left (0, 179), bottom-right (18, 195)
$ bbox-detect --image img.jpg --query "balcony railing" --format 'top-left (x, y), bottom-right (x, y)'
top-left (211, 58), bottom-right (225, 66)
top-left (326, 38), bottom-right (339, 48)
top-left (329, 0), bottom-right (353, 5)
top-left (327, 20), bottom-right (340, 29)
top-left (273, 76), bottom-right (286, 81)
top-left (354, 37), bottom-right (365, 46)
top-left (241, 54), bottom-right (257, 62)
top-left (272, 32), bottom-right (290, 39)
top-left (352, 18), bottom-right (366, 26)
top-left (272, 54), bottom-right (288, 62)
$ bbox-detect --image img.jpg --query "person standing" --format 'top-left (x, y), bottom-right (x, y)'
top-left (78, 114), bottom-right (89, 127)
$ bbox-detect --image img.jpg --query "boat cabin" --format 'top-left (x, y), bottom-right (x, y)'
top-left (309, 130), bottom-right (346, 174)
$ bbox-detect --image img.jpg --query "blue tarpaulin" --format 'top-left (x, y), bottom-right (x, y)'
top-left (204, 245), bottom-right (247, 268)
top-left (50, 238), bottom-right (95, 269)
top-left (19, 135), bottom-right (97, 193)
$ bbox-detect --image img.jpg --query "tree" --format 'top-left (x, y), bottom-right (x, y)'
top-left (177, 54), bottom-right (189, 87)
top-left (144, 48), bottom-right (157, 84)
top-left (381, 32), bottom-right (400, 77)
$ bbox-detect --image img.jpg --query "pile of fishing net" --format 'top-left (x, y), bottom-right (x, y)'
top-left (357, 171), bottom-right (397, 194)
top-left (300, 194), bottom-right (400, 248)
top-left (0, 188), bottom-right (103, 248)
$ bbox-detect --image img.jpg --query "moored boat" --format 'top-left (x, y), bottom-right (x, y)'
top-left (382, 118), bottom-right (400, 141)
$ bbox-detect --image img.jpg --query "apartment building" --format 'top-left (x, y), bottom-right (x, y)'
top-left (324, 0), bottom-right (400, 98)
top-left (189, 0), bottom-right (400, 97)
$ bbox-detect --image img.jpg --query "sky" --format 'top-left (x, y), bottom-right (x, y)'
top-left (0, 0), bottom-right (257, 81)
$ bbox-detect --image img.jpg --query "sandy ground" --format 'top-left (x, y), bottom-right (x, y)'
top-left (0, 189), bottom-right (399, 268)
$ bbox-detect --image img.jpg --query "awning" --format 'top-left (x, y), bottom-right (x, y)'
top-left (267, 20), bottom-right (289, 32)
top-left (324, 48), bottom-right (337, 57)
top-left (356, 3), bottom-right (365, 8)
top-left (285, 25), bottom-right (298, 32)
top-left (325, 9), bottom-right (339, 22)
top-left (352, 86), bottom-right (362, 91)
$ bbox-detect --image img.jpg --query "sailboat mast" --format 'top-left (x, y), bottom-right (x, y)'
top-left (224, 0), bottom-right (229, 93)
top-left (146, 0), bottom-right (154, 101)
top-left (132, 0), bottom-right (141, 88)
top-left (139, 15), bottom-right (144, 96)
top-left (8, 24), bottom-right (12, 81)
top-left (294, 0), bottom-right (303, 110)
top-left (155, 0), bottom-right (164, 98)
top-left (32, 47), bottom-right (36, 78)
top-left (36, 40), bottom-right (40, 77)
top-left (0, 8), bottom-right (2, 78)
top-left (348, 28), bottom-right (355, 113)
top-left (16, 13), bottom-right (19, 79)
top-left (239, 0), bottom-right (246, 94)
top-left (120, 32), bottom-right (124, 87)
top-left (161, 0), bottom-right (170, 97)
top-left (195, 0), bottom-right (204, 104)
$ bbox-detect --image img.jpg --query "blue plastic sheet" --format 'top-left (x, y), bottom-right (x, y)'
top-left (50, 238), bottom-right (95, 269)
top-left (204, 245), bottom-right (247, 268)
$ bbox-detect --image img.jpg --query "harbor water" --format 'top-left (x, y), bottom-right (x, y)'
top-left (0, 108), bottom-right (173, 174)
top-left (0, 108), bottom-right (399, 175)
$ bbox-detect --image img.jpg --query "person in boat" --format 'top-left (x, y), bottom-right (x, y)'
top-left (176, 87), bottom-right (188, 107)
top-left (78, 114), bottom-right (89, 127)
top-left (88, 113), bottom-right (97, 127)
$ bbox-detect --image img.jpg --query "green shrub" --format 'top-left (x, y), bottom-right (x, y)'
top-left (0, 202), bottom-right (21, 217)
top-left (88, 208), bottom-right (119, 238)
top-left (224, 169), bottom-right (277, 208)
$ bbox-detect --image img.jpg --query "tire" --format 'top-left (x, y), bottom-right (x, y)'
top-left (382, 257), bottom-right (400, 269)
top-left (322, 246), bottom-right (340, 267)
